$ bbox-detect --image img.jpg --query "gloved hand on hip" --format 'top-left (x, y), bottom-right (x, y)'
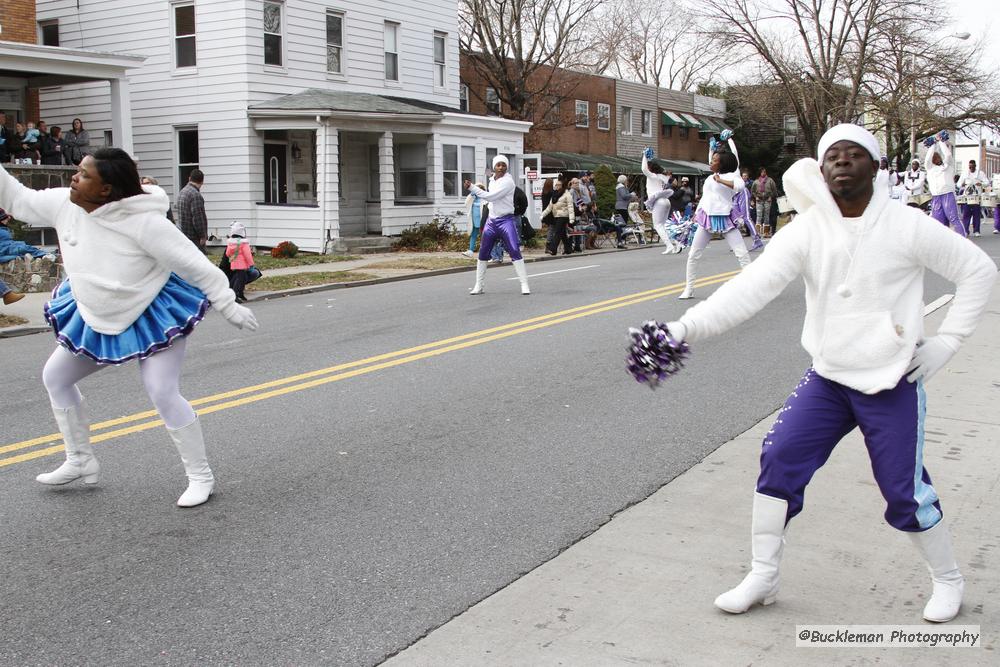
top-left (906, 334), bottom-right (959, 383)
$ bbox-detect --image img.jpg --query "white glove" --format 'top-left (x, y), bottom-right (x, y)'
top-left (905, 335), bottom-right (959, 384)
top-left (665, 320), bottom-right (688, 342)
top-left (221, 303), bottom-right (259, 331)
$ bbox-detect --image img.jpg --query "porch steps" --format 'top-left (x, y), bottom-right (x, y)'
top-left (330, 236), bottom-right (395, 255)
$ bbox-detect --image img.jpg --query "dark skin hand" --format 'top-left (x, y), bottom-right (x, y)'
top-left (820, 140), bottom-right (878, 217)
top-left (464, 162), bottom-right (507, 191)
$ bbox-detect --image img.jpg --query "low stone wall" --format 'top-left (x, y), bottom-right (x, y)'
top-left (4, 163), bottom-right (76, 190)
top-left (0, 256), bottom-right (62, 293)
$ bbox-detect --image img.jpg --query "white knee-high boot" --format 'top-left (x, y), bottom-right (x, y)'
top-left (734, 243), bottom-right (751, 268)
top-left (909, 520), bottom-right (964, 622)
top-left (469, 260), bottom-right (487, 295)
top-left (513, 259), bottom-right (530, 295)
top-left (679, 247), bottom-right (704, 299)
top-left (715, 492), bottom-right (788, 613)
top-left (37, 401), bottom-right (100, 486)
top-left (167, 418), bottom-right (215, 507)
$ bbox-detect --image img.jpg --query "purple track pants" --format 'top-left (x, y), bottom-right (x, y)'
top-left (478, 214), bottom-right (522, 261)
top-left (756, 368), bottom-right (942, 532)
top-left (930, 193), bottom-right (967, 235)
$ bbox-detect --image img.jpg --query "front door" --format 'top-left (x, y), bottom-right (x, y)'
top-left (265, 143), bottom-right (288, 204)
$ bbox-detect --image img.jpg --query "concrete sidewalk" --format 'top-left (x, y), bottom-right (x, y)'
top-left (383, 292), bottom-right (1000, 666)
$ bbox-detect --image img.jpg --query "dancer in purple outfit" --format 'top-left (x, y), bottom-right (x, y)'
top-left (464, 155), bottom-right (530, 295)
top-left (662, 124), bottom-right (996, 622)
top-left (925, 132), bottom-right (967, 236)
top-left (730, 167), bottom-right (763, 251)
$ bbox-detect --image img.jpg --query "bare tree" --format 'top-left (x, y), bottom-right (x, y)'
top-left (862, 17), bottom-right (1000, 165)
top-left (588, 0), bottom-right (722, 91)
top-left (459, 0), bottom-right (609, 128)
top-left (703, 0), bottom-right (912, 150)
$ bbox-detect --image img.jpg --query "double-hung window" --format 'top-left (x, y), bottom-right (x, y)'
top-left (176, 127), bottom-right (199, 186)
top-left (621, 107), bottom-right (632, 135)
top-left (641, 110), bottom-right (652, 136)
top-left (263, 1), bottom-right (283, 66)
top-left (575, 100), bottom-right (589, 128)
top-left (433, 32), bottom-right (447, 88)
top-left (459, 84), bottom-right (469, 112)
top-left (442, 144), bottom-right (476, 197)
top-left (384, 22), bottom-right (400, 82)
top-left (173, 2), bottom-right (197, 68)
top-left (597, 103), bottom-right (611, 131)
top-left (326, 11), bottom-right (344, 74)
top-left (485, 87), bottom-right (501, 115)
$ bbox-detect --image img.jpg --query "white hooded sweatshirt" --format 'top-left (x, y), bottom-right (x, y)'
top-left (924, 142), bottom-right (955, 196)
top-left (0, 164), bottom-right (236, 334)
top-left (678, 157), bottom-right (997, 394)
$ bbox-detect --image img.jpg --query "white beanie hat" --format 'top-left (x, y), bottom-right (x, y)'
top-left (230, 221), bottom-right (246, 237)
top-left (617, 174), bottom-right (627, 185)
top-left (816, 123), bottom-right (880, 163)
top-left (492, 154), bottom-right (509, 168)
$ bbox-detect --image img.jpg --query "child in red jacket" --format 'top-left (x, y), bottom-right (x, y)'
top-left (225, 221), bottom-right (255, 303)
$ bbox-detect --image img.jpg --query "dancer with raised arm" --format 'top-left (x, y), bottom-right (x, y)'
top-left (464, 155), bottom-right (530, 295)
top-left (925, 131), bottom-right (967, 235)
top-left (641, 148), bottom-right (677, 254)
top-left (654, 124), bottom-right (996, 622)
top-left (679, 131), bottom-right (750, 299)
top-left (0, 149), bottom-right (259, 507)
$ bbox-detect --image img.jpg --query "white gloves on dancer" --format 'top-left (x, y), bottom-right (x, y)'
top-left (666, 321), bottom-right (688, 342)
top-left (220, 303), bottom-right (260, 331)
top-left (906, 335), bottom-right (960, 384)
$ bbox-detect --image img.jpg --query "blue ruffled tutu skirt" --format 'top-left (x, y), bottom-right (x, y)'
top-left (694, 209), bottom-right (736, 234)
top-left (45, 273), bottom-right (209, 365)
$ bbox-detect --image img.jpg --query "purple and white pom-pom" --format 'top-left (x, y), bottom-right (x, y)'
top-left (626, 320), bottom-right (690, 389)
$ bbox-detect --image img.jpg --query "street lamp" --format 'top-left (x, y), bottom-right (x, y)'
top-left (909, 32), bottom-right (971, 157)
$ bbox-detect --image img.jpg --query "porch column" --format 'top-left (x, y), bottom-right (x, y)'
top-left (320, 123), bottom-right (341, 244)
top-left (378, 131), bottom-right (395, 234)
top-left (427, 134), bottom-right (441, 206)
top-left (109, 77), bottom-right (134, 154)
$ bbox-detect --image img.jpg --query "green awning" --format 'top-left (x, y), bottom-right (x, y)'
top-left (661, 111), bottom-right (687, 127)
top-left (705, 117), bottom-right (732, 133)
top-left (680, 113), bottom-right (706, 130)
top-left (699, 118), bottom-right (724, 132)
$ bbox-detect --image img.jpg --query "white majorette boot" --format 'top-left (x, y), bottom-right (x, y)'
top-left (37, 401), bottom-right (100, 486)
top-left (678, 247), bottom-right (703, 299)
top-left (909, 520), bottom-right (964, 622)
top-left (167, 418), bottom-right (215, 507)
top-left (513, 259), bottom-right (530, 295)
top-left (469, 260), bottom-right (487, 295)
top-left (715, 492), bottom-right (788, 613)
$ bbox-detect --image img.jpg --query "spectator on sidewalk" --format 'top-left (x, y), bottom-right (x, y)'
top-left (176, 169), bottom-right (208, 252)
top-left (63, 118), bottom-right (91, 166)
top-left (0, 112), bottom-right (10, 163)
top-left (615, 174), bottom-right (631, 225)
top-left (225, 221), bottom-right (255, 303)
top-left (141, 175), bottom-right (174, 224)
top-left (40, 126), bottom-right (66, 166)
top-left (541, 175), bottom-right (574, 255)
top-left (463, 182), bottom-right (487, 258)
top-left (752, 168), bottom-right (778, 237)
top-left (1, 208), bottom-right (56, 263)
top-left (1, 277), bottom-right (25, 305)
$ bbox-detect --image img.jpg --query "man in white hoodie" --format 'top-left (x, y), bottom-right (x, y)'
top-left (925, 135), bottom-right (967, 235)
top-left (663, 124), bottom-right (996, 623)
top-left (902, 158), bottom-right (925, 204)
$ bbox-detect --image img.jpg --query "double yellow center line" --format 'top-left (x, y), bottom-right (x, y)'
top-left (0, 270), bottom-right (739, 468)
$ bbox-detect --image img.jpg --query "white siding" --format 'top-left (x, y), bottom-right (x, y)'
top-left (254, 205), bottom-right (324, 252)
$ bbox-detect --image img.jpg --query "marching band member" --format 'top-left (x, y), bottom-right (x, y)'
top-left (958, 159), bottom-right (988, 237)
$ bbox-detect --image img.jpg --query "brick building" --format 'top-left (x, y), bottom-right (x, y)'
top-left (460, 52), bottom-right (725, 177)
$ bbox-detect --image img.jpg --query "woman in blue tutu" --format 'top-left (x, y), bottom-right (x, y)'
top-left (0, 148), bottom-right (258, 507)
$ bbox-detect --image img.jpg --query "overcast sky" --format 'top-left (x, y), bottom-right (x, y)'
top-left (947, 0), bottom-right (998, 67)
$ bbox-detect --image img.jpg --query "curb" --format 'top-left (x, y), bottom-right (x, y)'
top-left (0, 324), bottom-right (50, 339)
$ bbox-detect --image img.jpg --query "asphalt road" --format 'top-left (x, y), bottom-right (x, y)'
top-left (0, 238), bottom-right (968, 666)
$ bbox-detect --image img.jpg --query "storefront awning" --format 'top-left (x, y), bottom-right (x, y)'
top-left (661, 111), bottom-right (687, 127)
top-left (679, 113), bottom-right (705, 130)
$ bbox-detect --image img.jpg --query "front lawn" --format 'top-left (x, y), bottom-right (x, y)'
top-left (252, 255), bottom-right (360, 270)
top-left (362, 257), bottom-right (474, 271)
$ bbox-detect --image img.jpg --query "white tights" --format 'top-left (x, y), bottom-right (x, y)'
top-left (651, 200), bottom-right (672, 249)
top-left (689, 225), bottom-right (750, 262)
top-left (42, 339), bottom-right (197, 429)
